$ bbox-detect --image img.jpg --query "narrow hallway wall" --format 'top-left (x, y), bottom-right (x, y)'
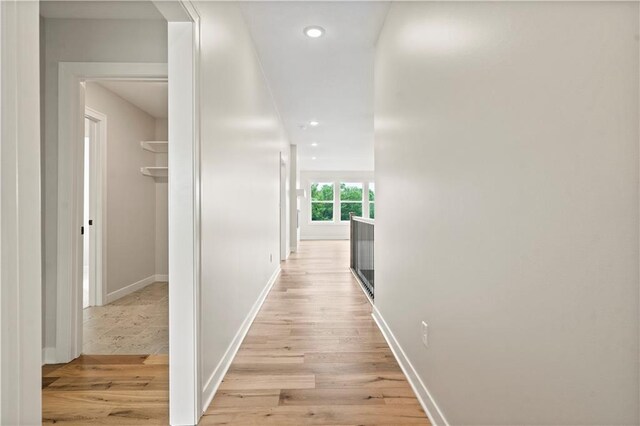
top-left (196, 1), bottom-right (291, 408)
top-left (374, 2), bottom-right (639, 424)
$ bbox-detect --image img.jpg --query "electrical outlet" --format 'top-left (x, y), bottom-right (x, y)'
top-left (421, 321), bottom-right (428, 347)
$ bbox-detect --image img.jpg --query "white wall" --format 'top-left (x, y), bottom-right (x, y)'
top-left (300, 170), bottom-right (374, 240)
top-left (85, 82), bottom-right (159, 295)
top-left (375, 2), bottom-right (639, 425)
top-left (41, 17), bottom-right (166, 350)
top-left (196, 1), bottom-right (290, 409)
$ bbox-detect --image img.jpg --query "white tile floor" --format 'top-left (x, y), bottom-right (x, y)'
top-left (82, 281), bottom-right (168, 355)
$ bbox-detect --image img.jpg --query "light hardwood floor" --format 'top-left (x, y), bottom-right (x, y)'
top-left (42, 241), bottom-right (428, 425)
top-left (201, 240), bottom-right (429, 425)
top-left (42, 354), bottom-right (169, 425)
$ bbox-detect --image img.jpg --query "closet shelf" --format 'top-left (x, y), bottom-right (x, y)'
top-left (140, 141), bottom-right (168, 153)
top-left (140, 166), bottom-right (168, 178)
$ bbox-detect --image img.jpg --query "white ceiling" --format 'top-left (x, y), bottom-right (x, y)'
top-left (239, 2), bottom-right (389, 171)
top-left (39, 1), bottom-right (164, 20)
top-left (97, 81), bottom-right (168, 119)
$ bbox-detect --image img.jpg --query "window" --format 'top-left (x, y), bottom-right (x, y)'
top-left (311, 182), bottom-right (334, 221)
top-left (369, 182), bottom-right (375, 219)
top-left (340, 182), bottom-right (363, 221)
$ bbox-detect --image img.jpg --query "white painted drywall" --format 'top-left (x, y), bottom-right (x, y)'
top-left (1, 1), bottom-right (42, 423)
top-left (154, 118), bottom-right (168, 277)
top-left (196, 0), bottom-right (290, 408)
top-left (85, 82), bottom-right (158, 296)
top-left (375, 2), bottom-right (639, 424)
top-left (41, 17), bottom-right (166, 349)
top-left (300, 170), bottom-right (374, 240)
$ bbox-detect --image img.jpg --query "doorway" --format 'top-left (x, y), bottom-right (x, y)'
top-left (80, 79), bottom-right (169, 356)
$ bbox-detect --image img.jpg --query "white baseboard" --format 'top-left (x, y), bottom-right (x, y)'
top-left (106, 274), bottom-right (157, 304)
top-left (42, 347), bottom-right (57, 365)
top-left (201, 266), bottom-right (281, 413)
top-left (372, 306), bottom-right (449, 426)
top-left (155, 274), bottom-right (169, 282)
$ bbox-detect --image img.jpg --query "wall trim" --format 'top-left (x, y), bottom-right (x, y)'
top-left (372, 305), bottom-right (449, 426)
top-left (155, 274), bottom-right (169, 282)
top-left (105, 274), bottom-right (157, 304)
top-left (200, 266), bottom-right (281, 414)
top-left (42, 347), bottom-right (57, 366)
top-left (1, 2), bottom-right (42, 422)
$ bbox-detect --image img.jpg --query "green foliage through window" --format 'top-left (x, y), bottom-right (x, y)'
top-left (311, 182), bottom-right (334, 221)
top-left (310, 181), bottom-right (375, 222)
top-left (340, 183), bottom-right (363, 221)
top-left (311, 182), bottom-right (333, 201)
top-left (369, 183), bottom-right (375, 219)
top-left (341, 202), bottom-right (362, 221)
top-left (340, 183), bottom-right (363, 201)
top-left (312, 203), bottom-right (334, 221)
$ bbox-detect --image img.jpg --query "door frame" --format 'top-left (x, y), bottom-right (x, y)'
top-left (0, 1), bottom-right (42, 423)
top-left (83, 107), bottom-right (107, 308)
top-left (54, 2), bottom-right (201, 423)
top-left (56, 62), bottom-right (169, 363)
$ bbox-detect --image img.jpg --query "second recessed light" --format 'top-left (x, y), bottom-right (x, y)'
top-left (304, 26), bottom-right (325, 38)
top-left (309, 120), bottom-right (319, 127)
top-left (311, 142), bottom-right (318, 147)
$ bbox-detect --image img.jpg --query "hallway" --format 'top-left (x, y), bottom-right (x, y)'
top-left (42, 241), bottom-right (428, 425)
top-left (202, 240), bottom-right (429, 424)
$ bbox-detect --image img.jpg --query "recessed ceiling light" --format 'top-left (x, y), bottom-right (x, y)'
top-left (311, 142), bottom-right (318, 147)
top-left (309, 120), bottom-right (319, 127)
top-left (312, 157), bottom-right (317, 160)
top-left (304, 26), bottom-right (325, 38)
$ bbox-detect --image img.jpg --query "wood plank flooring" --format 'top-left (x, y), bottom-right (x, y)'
top-left (42, 241), bottom-right (428, 425)
top-left (201, 240), bottom-right (429, 425)
top-left (42, 354), bottom-right (169, 425)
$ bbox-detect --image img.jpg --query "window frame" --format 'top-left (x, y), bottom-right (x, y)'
top-left (309, 181), bottom-right (336, 223)
top-left (339, 182), bottom-right (364, 222)
top-left (307, 179), bottom-right (374, 225)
